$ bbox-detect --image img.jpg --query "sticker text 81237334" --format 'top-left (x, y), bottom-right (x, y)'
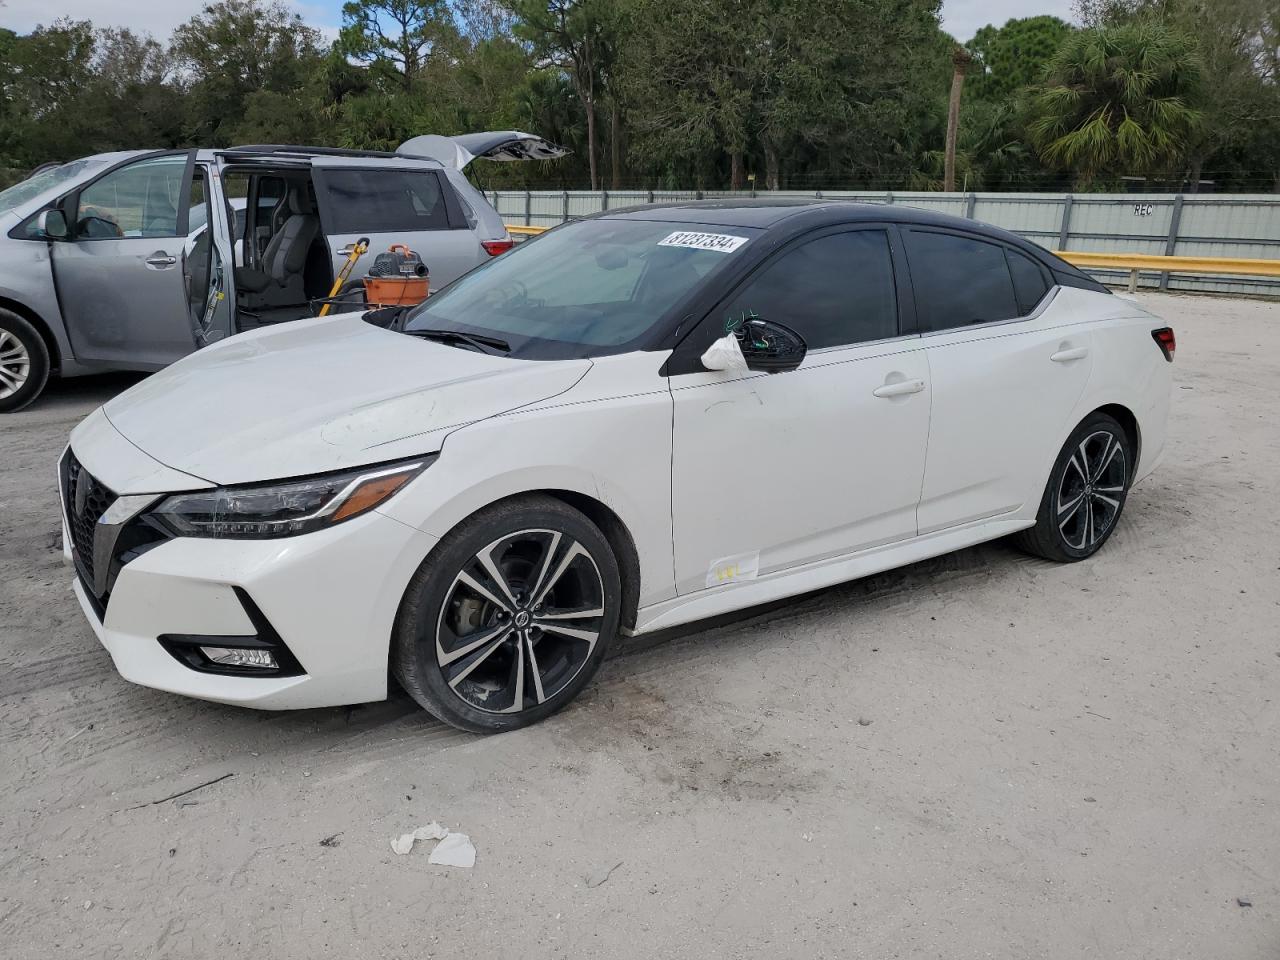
top-left (658, 231), bottom-right (749, 254)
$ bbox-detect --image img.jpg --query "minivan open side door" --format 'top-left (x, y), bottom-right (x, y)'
top-left (50, 149), bottom-right (203, 369)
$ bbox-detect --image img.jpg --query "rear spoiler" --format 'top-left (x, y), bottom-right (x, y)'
top-left (396, 131), bottom-right (568, 170)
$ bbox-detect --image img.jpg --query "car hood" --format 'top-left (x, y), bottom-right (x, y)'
top-left (102, 313), bottom-right (590, 486)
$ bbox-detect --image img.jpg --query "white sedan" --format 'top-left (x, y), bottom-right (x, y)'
top-left (60, 200), bottom-right (1174, 732)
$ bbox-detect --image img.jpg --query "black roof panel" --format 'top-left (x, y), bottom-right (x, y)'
top-left (598, 197), bottom-right (1011, 231)
top-left (597, 198), bottom-right (1105, 292)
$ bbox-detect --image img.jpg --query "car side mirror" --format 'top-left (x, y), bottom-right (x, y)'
top-left (701, 318), bottom-right (808, 374)
top-left (36, 208), bottom-right (69, 241)
top-left (700, 332), bottom-right (749, 374)
top-left (735, 317), bottom-right (806, 373)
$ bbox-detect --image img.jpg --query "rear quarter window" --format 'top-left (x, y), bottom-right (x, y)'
top-left (321, 169), bottom-right (451, 233)
top-left (1007, 248), bottom-right (1051, 314)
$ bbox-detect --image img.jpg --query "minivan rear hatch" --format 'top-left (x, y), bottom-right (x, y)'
top-left (397, 131), bottom-right (568, 170)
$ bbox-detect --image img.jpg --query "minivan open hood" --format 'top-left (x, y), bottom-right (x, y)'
top-left (397, 131), bottom-right (569, 170)
top-left (100, 314), bottom-right (589, 486)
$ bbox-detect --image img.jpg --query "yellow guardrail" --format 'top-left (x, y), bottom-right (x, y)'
top-left (505, 224), bottom-right (1277, 291)
top-left (1054, 251), bottom-right (1280, 291)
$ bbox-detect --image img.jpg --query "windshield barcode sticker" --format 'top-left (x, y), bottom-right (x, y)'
top-left (658, 231), bottom-right (748, 253)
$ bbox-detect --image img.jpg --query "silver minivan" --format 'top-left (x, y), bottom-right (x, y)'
top-left (0, 132), bottom-right (563, 411)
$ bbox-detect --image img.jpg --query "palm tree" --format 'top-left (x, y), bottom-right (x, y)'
top-left (1029, 22), bottom-right (1204, 188)
top-left (943, 47), bottom-right (972, 192)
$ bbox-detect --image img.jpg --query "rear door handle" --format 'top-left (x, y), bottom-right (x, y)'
top-left (145, 253), bottom-right (177, 268)
top-left (872, 379), bottom-right (926, 399)
top-left (1050, 346), bottom-right (1089, 362)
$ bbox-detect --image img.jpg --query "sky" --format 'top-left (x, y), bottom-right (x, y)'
top-left (0, 0), bottom-right (1077, 45)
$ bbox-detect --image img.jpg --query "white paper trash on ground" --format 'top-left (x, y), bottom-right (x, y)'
top-left (389, 822), bottom-right (475, 867)
top-left (427, 832), bottom-right (476, 868)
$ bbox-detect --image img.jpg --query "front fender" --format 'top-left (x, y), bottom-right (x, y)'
top-left (376, 380), bottom-right (677, 609)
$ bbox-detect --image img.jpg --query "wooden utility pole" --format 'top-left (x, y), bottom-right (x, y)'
top-left (944, 47), bottom-right (972, 193)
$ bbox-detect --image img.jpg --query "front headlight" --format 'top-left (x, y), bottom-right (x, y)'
top-left (152, 456), bottom-right (434, 539)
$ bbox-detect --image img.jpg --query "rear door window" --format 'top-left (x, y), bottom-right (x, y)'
top-left (320, 169), bottom-right (451, 233)
top-left (904, 230), bottom-right (1019, 332)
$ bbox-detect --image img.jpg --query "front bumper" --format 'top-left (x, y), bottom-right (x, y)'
top-left (65, 447), bottom-right (438, 710)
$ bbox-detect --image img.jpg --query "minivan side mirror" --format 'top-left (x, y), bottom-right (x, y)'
top-left (36, 208), bottom-right (69, 241)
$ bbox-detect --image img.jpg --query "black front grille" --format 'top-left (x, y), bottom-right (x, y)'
top-left (63, 451), bottom-right (115, 590)
top-left (61, 449), bottom-right (174, 617)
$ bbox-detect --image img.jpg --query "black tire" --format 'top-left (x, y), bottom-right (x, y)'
top-left (0, 309), bottom-right (50, 413)
top-left (1013, 411), bottom-right (1134, 562)
top-left (392, 495), bottom-right (622, 733)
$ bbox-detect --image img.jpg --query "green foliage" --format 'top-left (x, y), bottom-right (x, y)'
top-left (1076, 0), bottom-right (1280, 189)
top-left (1029, 22), bottom-right (1204, 187)
top-left (171, 0), bottom-right (325, 145)
top-left (338, 0), bottom-right (461, 91)
top-left (0, 19), bottom-right (185, 172)
top-left (0, 0), bottom-right (1273, 192)
top-left (969, 16), bottom-right (1075, 101)
top-left (506, 0), bottom-right (620, 188)
top-left (620, 0), bottom-right (944, 189)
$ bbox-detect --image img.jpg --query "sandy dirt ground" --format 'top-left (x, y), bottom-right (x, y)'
top-left (1, 292), bottom-right (1277, 959)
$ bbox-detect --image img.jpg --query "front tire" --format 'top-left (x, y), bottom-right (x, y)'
top-left (0, 310), bottom-right (50, 413)
top-left (392, 495), bottom-right (622, 733)
top-left (1014, 412), bottom-right (1133, 562)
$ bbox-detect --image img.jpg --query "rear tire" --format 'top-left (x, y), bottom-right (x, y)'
top-left (0, 309), bottom-right (50, 413)
top-left (392, 495), bottom-right (622, 734)
top-left (1013, 412), bottom-right (1133, 563)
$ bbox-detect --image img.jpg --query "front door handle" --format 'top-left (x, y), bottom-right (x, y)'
top-left (145, 252), bottom-right (178, 268)
top-left (872, 379), bottom-right (926, 399)
top-left (337, 244), bottom-right (356, 256)
top-left (1050, 346), bottom-right (1089, 362)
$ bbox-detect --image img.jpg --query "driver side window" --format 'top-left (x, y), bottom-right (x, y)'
top-left (74, 155), bottom-right (188, 240)
top-left (720, 230), bottom-right (898, 350)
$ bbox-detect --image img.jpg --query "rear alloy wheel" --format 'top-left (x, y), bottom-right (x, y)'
top-left (0, 310), bottom-right (50, 413)
top-left (393, 496), bottom-right (621, 733)
top-left (1014, 412), bottom-right (1133, 562)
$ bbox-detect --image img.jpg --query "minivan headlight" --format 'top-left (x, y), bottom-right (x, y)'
top-left (152, 457), bottom-right (434, 539)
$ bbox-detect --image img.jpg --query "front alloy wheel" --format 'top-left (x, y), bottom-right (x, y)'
top-left (0, 310), bottom-right (51, 413)
top-left (0, 327), bottom-right (30, 400)
top-left (437, 530), bottom-right (605, 714)
top-left (393, 496), bottom-right (621, 733)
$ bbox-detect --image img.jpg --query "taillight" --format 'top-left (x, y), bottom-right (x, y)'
top-left (481, 239), bottom-right (514, 257)
top-left (1152, 327), bottom-right (1176, 362)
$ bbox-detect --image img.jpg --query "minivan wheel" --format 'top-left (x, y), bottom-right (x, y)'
top-left (1014, 412), bottom-right (1133, 563)
top-left (392, 495), bottom-right (622, 733)
top-left (0, 310), bottom-right (50, 413)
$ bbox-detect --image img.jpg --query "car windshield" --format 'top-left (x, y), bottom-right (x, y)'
top-left (0, 158), bottom-right (108, 216)
top-left (403, 218), bottom-right (760, 358)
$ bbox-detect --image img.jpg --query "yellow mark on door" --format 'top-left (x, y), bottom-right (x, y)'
top-left (706, 552), bottom-right (760, 589)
